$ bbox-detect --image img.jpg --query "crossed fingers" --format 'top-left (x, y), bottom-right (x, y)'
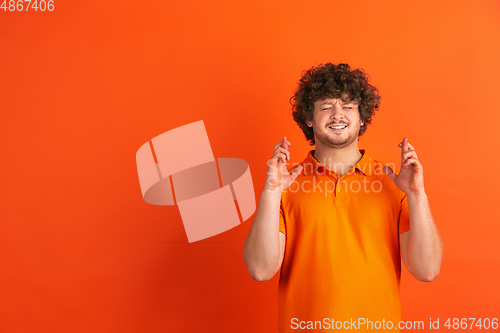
top-left (399, 137), bottom-right (421, 168)
top-left (273, 135), bottom-right (291, 163)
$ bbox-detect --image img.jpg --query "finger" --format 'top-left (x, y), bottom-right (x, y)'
top-left (275, 138), bottom-right (290, 152)
top-left (408, 159), bottom-right (423, 170)
top-left (404, 156), bottom-right (422, 168)
top-left (275, 147), bottom-right (290, 161)
top-left (273, 148), bottom-right (289, 163)
top-left (272, 152), bottom-right (286, 163)
top-left (402, 151), bottom-right (418, 164)
top-left (398, 141), bottom-right (413, 148)
top-left (282, 135), bottom-right (289, 150)
top-left (401, 137), bottom-right (409, 161)
top-left (404, 138), bottom-right (415, 150)
top-left (399, 142), bottom-right (415, 152)
top-left (402, 137), bottom-right (409, 152)
top-left (271, 148), bottom-right (286, 163)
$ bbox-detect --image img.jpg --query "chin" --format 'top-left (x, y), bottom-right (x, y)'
top-left (321, 134), bottom-right (357, 149)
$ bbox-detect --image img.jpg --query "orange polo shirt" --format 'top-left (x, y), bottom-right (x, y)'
top-left (278, 149), bottom-right (410, 332)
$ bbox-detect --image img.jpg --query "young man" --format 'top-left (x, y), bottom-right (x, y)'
top-left (243, 63), bottom-right (443, 332)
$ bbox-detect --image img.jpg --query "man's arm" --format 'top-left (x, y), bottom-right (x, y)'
top-left (243, 136), bottom-right (301, 282)
top-left (243, 187), bottom-right (286, 281)
top-left (384, 138), bottom-right (443, 282)
top-left (399, 192), bottom-right (443, 282)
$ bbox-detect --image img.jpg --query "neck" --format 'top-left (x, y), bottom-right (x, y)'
top-left (313, 140), bottom-right (362, 177)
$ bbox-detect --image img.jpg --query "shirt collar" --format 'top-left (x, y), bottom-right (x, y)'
top-left (301, 149), bottom-right (375, 176)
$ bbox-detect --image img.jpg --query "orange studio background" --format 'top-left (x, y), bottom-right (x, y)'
top-left (1, 1), bottom-right (499, 332)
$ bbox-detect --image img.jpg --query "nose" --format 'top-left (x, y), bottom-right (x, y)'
top-left (330, 104), bottom-right (345, 121)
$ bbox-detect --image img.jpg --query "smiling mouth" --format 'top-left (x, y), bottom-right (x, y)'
top-left (328, 125), bottom-right (347, 130)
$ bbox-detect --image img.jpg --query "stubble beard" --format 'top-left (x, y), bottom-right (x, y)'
top-left (314, 123), bottom-right (360, 149)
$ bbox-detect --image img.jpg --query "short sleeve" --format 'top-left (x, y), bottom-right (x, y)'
top-left (279, 198), bottom-right (286, 235)
top-left (398, 193), bottom-right (410, 234)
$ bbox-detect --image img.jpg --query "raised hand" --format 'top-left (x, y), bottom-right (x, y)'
top-left (265, 135), bottom-right (303, 192)
top-left (383, 137), bottom-right (425, 195)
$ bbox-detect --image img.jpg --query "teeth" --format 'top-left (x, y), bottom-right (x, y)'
top-left (330, 125), bottom-right (347, 129)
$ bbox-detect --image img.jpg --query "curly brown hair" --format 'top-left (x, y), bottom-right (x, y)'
top-left (291, 63), bottom-right (381, 146)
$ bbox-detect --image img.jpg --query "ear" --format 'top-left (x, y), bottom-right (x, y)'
top-left (306, 120), bottom-right (312, 127)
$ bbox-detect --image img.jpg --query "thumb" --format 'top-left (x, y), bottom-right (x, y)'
top-left (383, 166), bottom-right (397, 182)
top-left (290, 164), bottom-right (303, 179)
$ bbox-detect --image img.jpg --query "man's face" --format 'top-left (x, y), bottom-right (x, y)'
top-left (306, 97), bottom-right (364, 149)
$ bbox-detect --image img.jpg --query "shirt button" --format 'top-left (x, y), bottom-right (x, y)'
top-left (317, 166), bottom-right (324, 173)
